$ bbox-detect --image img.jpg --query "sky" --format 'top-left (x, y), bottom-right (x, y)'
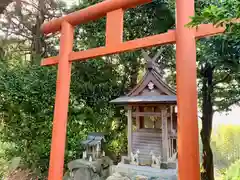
top-left (213, 106), bottom-right (240, 126)
top-left (64, 0), bottom-right (79, 7)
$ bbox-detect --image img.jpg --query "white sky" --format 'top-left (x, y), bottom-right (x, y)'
top-left (64, 0), bottom-right (78, 7)
top-left (213, 106), bottom-right (240, 126)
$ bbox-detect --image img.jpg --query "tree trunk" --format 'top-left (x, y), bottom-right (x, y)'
top-left (200, 63), bottom-right (214, 180)
top-left (30, 0), bottom-right (46, 64)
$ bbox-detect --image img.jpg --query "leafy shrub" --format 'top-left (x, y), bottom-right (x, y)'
top-left (212, 125), bottom-right (240, 170)
top-left (224, 159), bottom-right (240, 180)
top-left (0, 60), bottom-right (126, 178)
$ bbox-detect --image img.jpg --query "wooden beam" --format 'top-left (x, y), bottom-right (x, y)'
top-left (170, 106), bottom-right (173, 130)
top-left (106, 9), bottom-right (124, 46)
top-left (41, 24), bottom-right (224, 66)
top-left (195, 24), bottom-right (225, 39)
top-left (136, 107), bottom-right (140, 129)
top-left (127, 107), bottom-right (133, 158)
top-left (41, 0), bottom-right (152, 34)
top-left (176, 0), bottom-right (200, 179)
top-left (132, 112), bottom-right (162, 117)
top-left (41, 30), bottom-right (175, 66)
top-left (129, 104), bottom-right (173, 107)
top-left (48, 21), bottom-right (74, 180)
top-left (161, 109), bottom-right (168, 162)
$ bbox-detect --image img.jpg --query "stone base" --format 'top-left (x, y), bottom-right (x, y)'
top-left (113, 163), bottom-right (177, 180)
top-left (151, 164), bottom-right (161, 169)
top-left (65, 156), bottom-right (113, 180)
top-left (121, 156), bottom-right (130, 164)
top-left (161, 162), bottom-right (168, 169)
top-left (168, 162), bottom-right (177, 169)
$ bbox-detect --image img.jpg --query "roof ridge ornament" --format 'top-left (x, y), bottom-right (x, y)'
top-left (141, 49), bottom-right (163, 74)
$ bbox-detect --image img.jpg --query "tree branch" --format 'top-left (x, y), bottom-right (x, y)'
top-left (213, 73), bottom-right (230, 86)
top-left (0, 0), bottom-right (13, 14)
top-left (214, 97), bottom-right (240, 112)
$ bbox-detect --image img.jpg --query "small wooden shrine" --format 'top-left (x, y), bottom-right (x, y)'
top-left (81, 132), bottom-right (106, 161)
top-left (111, 51), bottom-right (178, 166)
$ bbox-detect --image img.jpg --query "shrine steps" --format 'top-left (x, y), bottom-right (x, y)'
top-left (132, 130), bottom-right (163, 164)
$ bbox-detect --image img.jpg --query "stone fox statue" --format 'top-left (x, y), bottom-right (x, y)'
top-left (150, 151), bottom-right (161, 167)
top-left (131, 149), bottom-right (140, 165)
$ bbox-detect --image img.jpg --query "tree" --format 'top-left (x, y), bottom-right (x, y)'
top-left (0, 0), bottom-right (13, 14)
top-left (0, 1), bottom-right (177, 177)
top-left (0, 56), bottom-right (123, 177)
top-left (189, 1), bottom-right (240, 179)
top-left (69, 0), bottom-right (175, 90)
top-left (0, 61), bottom-right (56, 177)
top-left (224, 159), bottom-right (240, 180)
top-left (212, 125), bottom-right (240, 171)
top-left (0, 0), bottom-right (65, 63)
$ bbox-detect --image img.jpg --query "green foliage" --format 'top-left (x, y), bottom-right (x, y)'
top-left (0, 142), bottom-right (12, 178)
top-left (69, 0), bottom-right (175, 91)
top-left (224, 159), bottom-right (240, 180)
top-left (189, 0), bottom-right (240, 36)
top-left (1, 0), bottom-right (239, 179)
top-left (189, 1), bottom-right (240, 179)
top-left (0, 56), bottom-right (128, 178)
top-left (0, 62), bottom-right (57, 176)
top-left (212, 125), bottom-right (240, 171)
top-left (0, 1), bottom-right (171, 176)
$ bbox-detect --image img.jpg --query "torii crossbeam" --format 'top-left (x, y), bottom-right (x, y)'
top-left (40, 0), bottom-right (224, 179)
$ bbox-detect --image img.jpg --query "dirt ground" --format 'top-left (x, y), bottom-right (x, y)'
top-left (6, 169), bottom-right (36, 180)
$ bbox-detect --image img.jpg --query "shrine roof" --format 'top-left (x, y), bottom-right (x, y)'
top-left (110, 95), bottom-right (177, 105)
top-left (110, 50), bottom-right (177, 105)
top-left (81, 132), bottom-right (106, 146)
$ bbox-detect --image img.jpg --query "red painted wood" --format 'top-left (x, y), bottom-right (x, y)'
top-left (41, 0), bottom-right (152, 34)
top-left (48, 21), bottom-right (74, 180)
top-left (195, 24), bottom-right (225, 39)
top-left (41, 30), bottom-right (176, 66)
top-left (106, 9), bottom-right (124, 46)
top-left (38, 0), bottom-right (226, 179)
top-left (41, 25), bottom-right (224, 66)
top-left (176, 0), bottom-right (200, 179)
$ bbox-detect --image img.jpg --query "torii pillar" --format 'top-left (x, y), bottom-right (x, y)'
top-left (39, 0), bottom-right (225, 180)
top-left (176, 0), bottom-right (200, 179)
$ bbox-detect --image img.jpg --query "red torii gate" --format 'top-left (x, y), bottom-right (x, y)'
top-left (40, 0), bottom-right (224, 179)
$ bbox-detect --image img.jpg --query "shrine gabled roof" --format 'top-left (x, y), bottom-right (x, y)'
top-left (111, 54), bottom-right (176, 105)
top-left (128, 66), bottom-right (176, 96)
top-left (80, 132), bottom-right (106, 146)
top-left (110, 95), bottom-right (177, 105)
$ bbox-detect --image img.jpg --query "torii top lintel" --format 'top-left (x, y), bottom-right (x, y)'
top-left (40, 0), bottom-right (225, 66)
top-left (41, 0), bottom-right (152, 34)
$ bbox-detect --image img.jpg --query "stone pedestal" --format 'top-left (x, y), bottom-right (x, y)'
top-left (64, 156), bottom-right (113, 180)
top-left (113, 163), bottom-right (177, 180)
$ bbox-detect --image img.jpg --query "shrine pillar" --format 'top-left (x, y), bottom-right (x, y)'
top-left (176, 0), bottom-right (200, 179)
top-left (136, 107), bottom-right (141, 129)
top-left (161, 108), bottom-right (168, 162)
top-left (127, 106), bottom-right (133, 158)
